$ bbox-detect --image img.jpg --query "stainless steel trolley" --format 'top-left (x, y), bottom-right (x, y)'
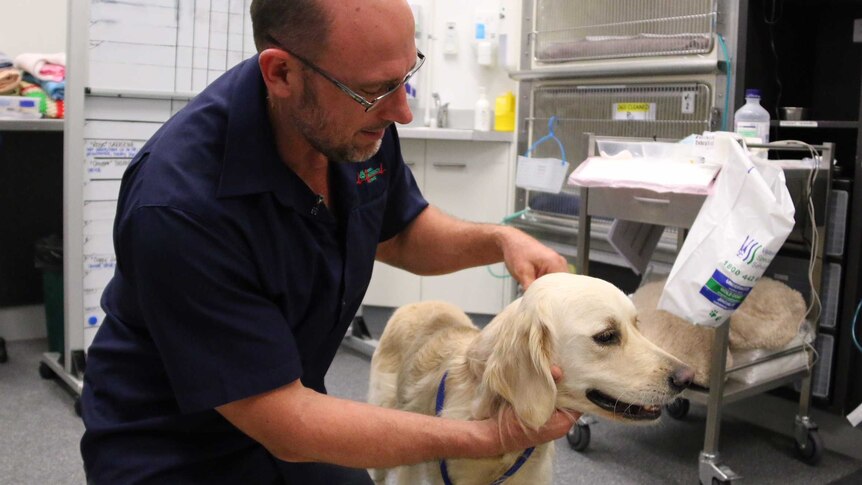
top-left (571, 135), bottom-right (833, 483)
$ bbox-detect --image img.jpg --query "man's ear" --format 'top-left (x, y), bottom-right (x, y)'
top-left (258, 48), bottom-right (298, 98)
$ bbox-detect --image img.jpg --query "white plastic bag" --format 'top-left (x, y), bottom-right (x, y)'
top-left (658, 133), bottom-right (795, 327)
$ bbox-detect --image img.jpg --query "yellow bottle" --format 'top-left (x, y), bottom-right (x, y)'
top-left (494, 91), bottom-right (516, 132)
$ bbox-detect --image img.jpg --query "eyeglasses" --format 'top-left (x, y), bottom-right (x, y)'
top-left (267, 36), bottom-right (425, 113)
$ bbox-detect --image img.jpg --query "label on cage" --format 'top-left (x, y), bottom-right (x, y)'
top-left (612, 102), bottom-right (656, 121)
top-left (516, 156), bottom-right (569, 194)
top-left (681, 91), bottom-right (696, 114)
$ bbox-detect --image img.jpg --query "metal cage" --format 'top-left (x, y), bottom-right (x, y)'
top-left (520, 81), bottom-right (716, 220)
top-left (531, 0), bottom-right (717, 64)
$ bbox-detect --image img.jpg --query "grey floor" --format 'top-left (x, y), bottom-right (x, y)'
top-left (2, 331), bottom-right (861, 484)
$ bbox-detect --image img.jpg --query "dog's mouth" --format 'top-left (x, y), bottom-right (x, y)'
top-left (586, 389), bottom-right (662, 421)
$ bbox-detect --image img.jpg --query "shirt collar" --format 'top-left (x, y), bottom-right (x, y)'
top-left (217, 54), bottom-right (311, 210)
top-left (217, 55), bottom-right (388, 213)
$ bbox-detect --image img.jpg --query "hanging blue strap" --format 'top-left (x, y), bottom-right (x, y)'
top-left (435, 371), bottom-right (448, 416)
top-left (523, 116), bottom-right (567, 164)
top-left (435, 371), bottom-right (535, 485)
top-left (490, 447), bottom-right (536, 485)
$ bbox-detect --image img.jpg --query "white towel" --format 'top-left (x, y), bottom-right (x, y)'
top-left (13, 52), bottom-right (67, 81)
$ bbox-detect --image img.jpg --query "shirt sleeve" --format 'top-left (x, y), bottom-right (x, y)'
top-left (378, 126), bottom-right (429, 242)
top-left (117, 205), bottom-right (303, 413)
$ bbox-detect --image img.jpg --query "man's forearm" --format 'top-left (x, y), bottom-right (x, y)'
top-left (377, 206), bottom-right (510, 275)
top-left (217, 380), bottom-right (500, 468)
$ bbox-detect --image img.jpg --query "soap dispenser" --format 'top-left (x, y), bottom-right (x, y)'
top-left (474, 87), bottom-right (491, 131)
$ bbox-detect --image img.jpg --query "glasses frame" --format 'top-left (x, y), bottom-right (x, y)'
top-left (268, 37), bottom-right (425, 112)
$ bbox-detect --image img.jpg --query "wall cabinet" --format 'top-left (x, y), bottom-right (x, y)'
top-left (363, 137), bottom-right (514, 315)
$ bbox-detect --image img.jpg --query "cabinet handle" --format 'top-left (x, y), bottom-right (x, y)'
top-left (632, 196), bottom-right (671, 205)
top-left (405, 160), bottom-right (416, 166)
top-left (431, 162), bottom-right (467, 168)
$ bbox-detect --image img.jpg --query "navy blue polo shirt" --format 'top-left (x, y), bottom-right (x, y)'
top-left (80, 55), bottom-right (428, 484)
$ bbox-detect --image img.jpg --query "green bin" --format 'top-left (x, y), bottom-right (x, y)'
top-left (35, 235), bottom-right (64, 354)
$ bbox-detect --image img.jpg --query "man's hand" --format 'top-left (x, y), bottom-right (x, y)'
top-left (477, 407), bottom-right (581, 456)
top-left (496, 227), bottom-right (568, 289)
top-left (491, 363), bottom-right (579, 453)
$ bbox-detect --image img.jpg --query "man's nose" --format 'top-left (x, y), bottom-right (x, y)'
top-left (375, 85), bottom-right (413, 125)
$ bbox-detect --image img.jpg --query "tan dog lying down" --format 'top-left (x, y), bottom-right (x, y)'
top-left (369, 273), bottom-right (694, 485)
top-left (631, 277), bottom-right (807, 387)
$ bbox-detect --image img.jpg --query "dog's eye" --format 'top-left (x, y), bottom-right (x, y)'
top-left (593, 330), bottom-right (620, 346)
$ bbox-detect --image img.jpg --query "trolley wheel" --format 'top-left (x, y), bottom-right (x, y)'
top-left (665, 397), bottom-right (690, 420)
top-left (74, 397), bottom-right (83, 418)
top-left (566, 423), bottom-right (591, 452)
top-left (795, 430), bottom-right (823, 465)
top-left (711, 478), bottom-right (732, 485)
top-left (39, 361), bottom-right (56, 380)
top-left (0, 337), bottom-right (7, 363)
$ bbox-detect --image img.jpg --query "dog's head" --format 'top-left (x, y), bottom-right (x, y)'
top-left (469, 273), bottom-right (693, 429)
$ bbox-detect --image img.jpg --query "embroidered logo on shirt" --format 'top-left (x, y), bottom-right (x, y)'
top-left (356, 164), bottom-right (386, 185)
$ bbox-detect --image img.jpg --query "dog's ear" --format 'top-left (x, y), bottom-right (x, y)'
top-left (475, 301), bottom-right (557, 430)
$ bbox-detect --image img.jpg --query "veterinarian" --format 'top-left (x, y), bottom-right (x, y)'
top-left (79, 0), bottom-right (578, 483)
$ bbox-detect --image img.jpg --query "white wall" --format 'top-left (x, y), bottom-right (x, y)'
top-left (0, 0), bottom-right (517, 110)
top-left (410, 0), bottom-right (522, 114)
top-left (0, 0), bottom-right (67, 58)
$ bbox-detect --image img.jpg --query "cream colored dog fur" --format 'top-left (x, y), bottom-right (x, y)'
top-left (368, 273), bottom-right (693, 485)
top-left (631, 277), bottom-right (807, 387)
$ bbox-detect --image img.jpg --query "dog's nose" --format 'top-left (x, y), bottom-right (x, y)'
top-left (668, 366), bottom-right (695, 392)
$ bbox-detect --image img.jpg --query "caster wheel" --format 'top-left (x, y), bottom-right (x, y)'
top-left (795, 430), bottom-right (823, 465)
top-left (39, 361), bottom-right (56, 380)
top-left (74, 397), bottom-right (83, 418)
top-left (0, 337), bottom-right (7, 363)
top-left (566, 423), bottom-right (590, 452)
top-left (665, 398), bottom-right (690, 420)
top-left (711, 479), bottom-right (731, 485)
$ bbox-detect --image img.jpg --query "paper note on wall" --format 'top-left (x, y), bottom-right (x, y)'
top-left (85, 139), bottom-right (142, 180)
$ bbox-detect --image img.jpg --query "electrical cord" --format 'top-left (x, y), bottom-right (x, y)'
top-left (764, 0), bottom-right (784, 133)
top-left (762, 139), bottom-right (824, 366)
top-left (853, 298), bottom-right (862, 353)
top-left (717, 34), bottom-right (732, 131)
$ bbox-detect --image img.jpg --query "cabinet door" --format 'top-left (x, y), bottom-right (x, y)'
top-left (421, 141), bottom-right (511, 314)
top-left (363, 140), bottom-right (425, 308)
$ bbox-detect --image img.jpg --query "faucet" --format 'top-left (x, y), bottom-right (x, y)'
top-left (432, 92), bottom-right (449, 128)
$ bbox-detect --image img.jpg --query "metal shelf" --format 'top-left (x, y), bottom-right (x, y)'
top-left (0, 119), bottom-right (64, 132)
top-left (771, 120), bottom-right (858, 129)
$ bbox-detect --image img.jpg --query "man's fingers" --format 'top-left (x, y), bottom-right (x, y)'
top-left (540, 410), bottom-right (579, 440)
top-left (550, 365), bottom-right (563, 382)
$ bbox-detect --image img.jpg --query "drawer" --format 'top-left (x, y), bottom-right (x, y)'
top-left (586, 187), bottom-right (705, 228)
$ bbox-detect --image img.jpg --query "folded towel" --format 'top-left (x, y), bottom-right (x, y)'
top-left (0, 68), bottom-right (22, 94)
top-left (19, 80), bottom-right (64, 118)
top-left (14, 52), bottom-right (67, 81)
top-left (23, 73), bottom-right (65, 100)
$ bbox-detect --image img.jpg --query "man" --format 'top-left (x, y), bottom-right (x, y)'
top-left (80, 0), bottom-right (577, 483)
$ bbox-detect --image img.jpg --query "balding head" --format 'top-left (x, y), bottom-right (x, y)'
top-left (250, 0), bottom-right (331, 58)
top-left (250, 0), bottom-right (414, 60)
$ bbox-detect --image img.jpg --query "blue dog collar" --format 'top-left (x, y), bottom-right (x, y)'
top-left (435, 371), bottom-right (535, 485)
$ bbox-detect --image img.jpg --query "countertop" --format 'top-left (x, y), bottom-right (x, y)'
top-left (396, 125), bottom-right (515, 143)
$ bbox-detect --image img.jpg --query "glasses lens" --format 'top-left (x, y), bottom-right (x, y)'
top-left (365, 52), bottom-right (424, 112)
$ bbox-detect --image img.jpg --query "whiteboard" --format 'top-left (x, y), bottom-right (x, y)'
top-left (88, 0), bottom-right (256, 94)
top-left (64, 0), bottom-right (258, 361)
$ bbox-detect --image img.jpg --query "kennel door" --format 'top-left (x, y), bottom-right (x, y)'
top-left (520, 82), bottom-right (714, 220)
top-left (529, 0), bottom-right (717, 67)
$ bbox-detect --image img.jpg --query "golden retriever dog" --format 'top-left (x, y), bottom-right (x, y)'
top-left (368, 273), bottom-right (694, 485)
